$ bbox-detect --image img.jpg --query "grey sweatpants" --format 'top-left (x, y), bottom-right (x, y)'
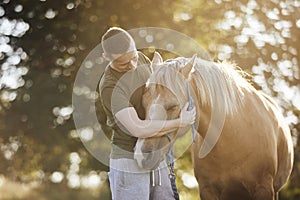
top-left (108, 158), bottom-right (175, 200)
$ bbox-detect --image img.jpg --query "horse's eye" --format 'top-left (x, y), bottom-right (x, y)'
top-left (166, 104), bottom-right (178, 111)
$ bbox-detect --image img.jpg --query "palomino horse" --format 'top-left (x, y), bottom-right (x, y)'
top-left (134, 52), bottom-right (294, 200)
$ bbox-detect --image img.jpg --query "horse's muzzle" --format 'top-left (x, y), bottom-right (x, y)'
top-left (140, 150), bottom-right (164, 170)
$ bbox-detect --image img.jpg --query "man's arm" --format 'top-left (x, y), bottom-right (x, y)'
top-left (115, 103), bottom-right (195, 138)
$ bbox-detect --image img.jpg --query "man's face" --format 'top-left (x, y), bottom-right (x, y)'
top-left (109, 50), bottom-right (138, 72)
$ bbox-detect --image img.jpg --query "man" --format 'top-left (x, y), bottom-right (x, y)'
top-left (99, 27), bottom-right (195, 200)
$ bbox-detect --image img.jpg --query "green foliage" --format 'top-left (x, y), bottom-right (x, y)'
top-left (0, 0), bottom-right (299, 199)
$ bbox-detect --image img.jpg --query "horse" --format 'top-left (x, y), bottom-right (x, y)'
top-left (133, 52), bottom-right (294, 200)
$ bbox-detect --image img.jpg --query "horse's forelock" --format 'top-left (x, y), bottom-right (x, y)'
top-left (149, 62), bottom-right (189, 106)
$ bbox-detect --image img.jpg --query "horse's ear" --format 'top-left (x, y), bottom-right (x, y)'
top-left (180, 54), bottom-right (197, 79)
top-left (151, 51), bottom-right (163, 73)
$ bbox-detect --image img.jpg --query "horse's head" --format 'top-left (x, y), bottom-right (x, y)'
top-left (134, 52), bottom-right (197, 169)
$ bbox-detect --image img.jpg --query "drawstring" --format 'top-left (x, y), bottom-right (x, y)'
top-left (151, 170), bottom-right (155, 187)
top-left (151, 168), bottom-right (162, 186)
top-left (158, 169), bottom-right (162, 185)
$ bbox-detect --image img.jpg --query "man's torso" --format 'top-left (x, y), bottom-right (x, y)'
top-left (99, 52), bottom-right (151, 158)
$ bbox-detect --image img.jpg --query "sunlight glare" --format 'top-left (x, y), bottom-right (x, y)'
top-left (59, 106), bottom-right (73, 117)
top-left (0, 6), bottom-right (5, 17)
top-left (50, 171), bottom-right (64, 183)
top-left (70, 152), bottom-right (81, 164)
top-left (45, 9), bottom-right (57, 19)
top-left (79, 127), bottom-right (94, 141)
top-left (14, 5), bottom-right (23, 13)
top-left (67, 173), bottom-right (80, 188)
top-left (181, 172), bottom-right (198, 189)
top-left (81, 173), bottom-right (101, 189)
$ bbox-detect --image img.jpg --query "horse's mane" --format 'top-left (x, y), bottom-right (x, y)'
top-left (148, 57), bottom-right (255, 116)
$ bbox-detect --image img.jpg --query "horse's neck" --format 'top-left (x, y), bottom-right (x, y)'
top-left (190, 79), bottom-right (212, 138)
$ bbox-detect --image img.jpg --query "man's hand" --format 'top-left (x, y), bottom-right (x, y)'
top-left (179, 102), bottom-right (196, 127)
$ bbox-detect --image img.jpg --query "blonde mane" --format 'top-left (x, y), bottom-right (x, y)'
top-left (148, 58), bottom-right (255, 116)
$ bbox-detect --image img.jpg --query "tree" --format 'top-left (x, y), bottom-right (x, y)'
top-left (0, 0), bottom-right (299, 199)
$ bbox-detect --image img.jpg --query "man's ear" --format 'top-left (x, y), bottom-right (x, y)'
top-left (179, 54), bottom-right (197, 79)
top-left (151, 51), bottom-right (163, 73)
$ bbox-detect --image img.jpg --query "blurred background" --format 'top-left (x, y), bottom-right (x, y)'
top-left (0, 0), bottom-right (299, 199)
